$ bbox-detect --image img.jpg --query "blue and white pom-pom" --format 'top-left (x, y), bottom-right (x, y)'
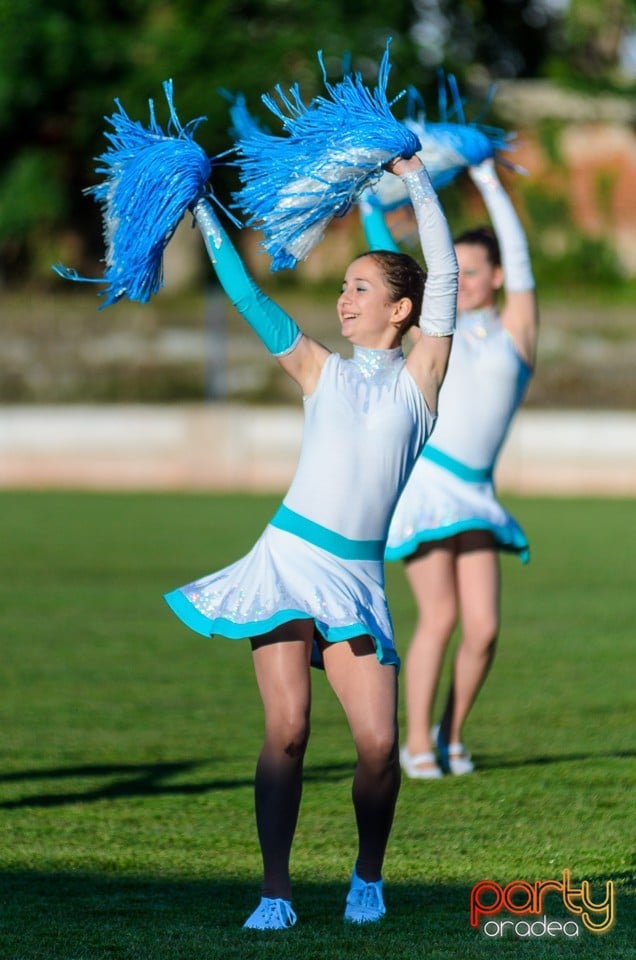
top-left (369, 72), bottom-right (521, 213)
top-left (221, 88), bottom-right (270, 142)
top-left (53, 81), bottom-right (225, 306)
top-left (231, 41), bottom-right (421, 271)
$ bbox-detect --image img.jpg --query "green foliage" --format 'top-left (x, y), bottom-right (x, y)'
top-left (0, 491), bottom-right (634, 958)
top-left (415, 0), bottom-right (557, 78)
top-left (557, 0), bottom-right (634, 83)
top-left (0, 151), bottom-right (66, 239)
top-left (0, 0), bottom-right (634, 286)
top-left (594, 169), bottom-right (618, 221)
top-left (534, 117), bottom-right (564, 166)
top-left (521, 183), bottom-right (627, 292)
top-left (0, 0), bottom-right (429, 279)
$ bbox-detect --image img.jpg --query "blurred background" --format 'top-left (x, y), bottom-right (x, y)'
top-left (1, 0), bottom-right (635, 490)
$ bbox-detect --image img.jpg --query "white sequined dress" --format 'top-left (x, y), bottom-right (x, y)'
top-left (165, 346), bottom-right (435, 665)
top-left (386, 307), bottom-right (532, 563)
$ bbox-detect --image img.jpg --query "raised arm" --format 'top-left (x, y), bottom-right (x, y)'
top-left (358, 191), bottom-right (400, 253)
top-left (193, 199), bottom-right (328, 392)
top-left (469, 158), bottom-right (539, 368)
top-left (387, 157), bottom-right (458, 414)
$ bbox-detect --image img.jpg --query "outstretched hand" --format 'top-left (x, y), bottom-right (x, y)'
top-left (385, 154), bottom-right (423, 177)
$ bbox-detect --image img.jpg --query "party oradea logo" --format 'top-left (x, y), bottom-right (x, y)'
top-left (470, 869), bottom-right (615, 939)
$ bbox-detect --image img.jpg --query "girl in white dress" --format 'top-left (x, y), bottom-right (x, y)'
top-left (164, 154), bottom-right (458, 928)
top-left (362, 158), bottom-right (538, 779)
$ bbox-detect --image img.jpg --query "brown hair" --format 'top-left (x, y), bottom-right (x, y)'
top-left (355, 250), bottom-right (426, 334)
top-left (453, 226), bottom-right (501, 268)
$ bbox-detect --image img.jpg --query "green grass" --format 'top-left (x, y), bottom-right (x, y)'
top-left (0, 491), bottom-right (634, 958)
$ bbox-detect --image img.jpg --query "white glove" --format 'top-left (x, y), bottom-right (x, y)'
top-left (401, 166), bottom-right (458, 337)
top-left (469, 158), bottom-right (534, 293)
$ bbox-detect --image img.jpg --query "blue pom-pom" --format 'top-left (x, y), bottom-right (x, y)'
top-left (220, 89), bottom-right (270, 141)
top-left (369, 72), bottom-right (521, 212)
top-left (54, 80), bottom-right (216, 306)
top-left (231, 40), bottom-right (421, 271)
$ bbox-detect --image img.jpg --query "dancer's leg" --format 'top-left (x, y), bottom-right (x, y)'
top-left (321, 635), bottom-right (399, 881)
top-left (250, 620), bottom-right (314, 899)
top-left (439, 532), bottom-right (500, 745)
top-left (403, 543), bottom-right (458, 762)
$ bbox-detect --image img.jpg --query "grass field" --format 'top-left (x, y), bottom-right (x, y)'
top-left (1, 491), bottom-right (634, 959)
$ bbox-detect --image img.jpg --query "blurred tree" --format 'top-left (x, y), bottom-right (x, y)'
top-left (547, 0), bottom-right (635, 88)
top-left (411, 0), bottom-right (558, 79)
top-left (0, 0), bottom-right (422, 282)
top-left (0, 0), bottom-right (633, 284)
top-left (0, 0), bottom-right (428, 282)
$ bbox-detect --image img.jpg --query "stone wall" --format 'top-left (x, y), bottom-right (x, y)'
top-left (2, 405), bottom-right (635, 495)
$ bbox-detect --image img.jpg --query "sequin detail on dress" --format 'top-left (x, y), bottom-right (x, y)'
top-left (351, 345), bottom-right (404, 380)
top-left (459, 307), bottom-right (498, 341)
top-left (346, 346), bottom-right (405, 413)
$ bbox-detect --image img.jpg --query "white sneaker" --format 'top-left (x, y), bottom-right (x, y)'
top-left (400, 745), bottom-right (443, 780)
top-left (344, 870), bottom-right (386, 924)
top-left (447, 744), bottom-right (474, 775)
top-left (243, 896), bottom-right (297, 930)
top-left (434, 725), bottom-right (474, 775)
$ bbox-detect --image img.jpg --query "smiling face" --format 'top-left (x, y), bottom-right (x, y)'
top-left (455, 242), bottom-right (504, 314)
top-left (337, 254), bottom-right (413, 349)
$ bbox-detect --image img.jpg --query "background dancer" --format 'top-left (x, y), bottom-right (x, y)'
top-left (362, 156), bottom-right (538, 779)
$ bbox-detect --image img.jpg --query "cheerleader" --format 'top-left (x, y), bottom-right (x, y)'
top-left (363, 157), bottom-right (538, 779)
top-left (164, 154), bottom-right (457, 928)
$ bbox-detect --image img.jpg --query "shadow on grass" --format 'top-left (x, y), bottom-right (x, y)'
top-left (0, 869), bottom-right (633, 960)
top-left (2, 748), bottom-right (635, 808)
top-left (476, 749), bottom-right (636, 772)
top-left (0, 760), bottom-right (354, 809)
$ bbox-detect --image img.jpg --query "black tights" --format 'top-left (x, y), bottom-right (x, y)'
top-left (255, 725), bottom-right (309, 899)
top-left (251, 625), bottom-right (400, 899)
top-left (254, 730), bottom-right (400, 897)
top-left (351, 744), bottom-right (401, 881)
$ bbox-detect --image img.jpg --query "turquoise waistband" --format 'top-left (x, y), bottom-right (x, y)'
top-left (270, 504), bottom-right (384, 562)
top-left (422, 445), bottom-right (493, 483)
